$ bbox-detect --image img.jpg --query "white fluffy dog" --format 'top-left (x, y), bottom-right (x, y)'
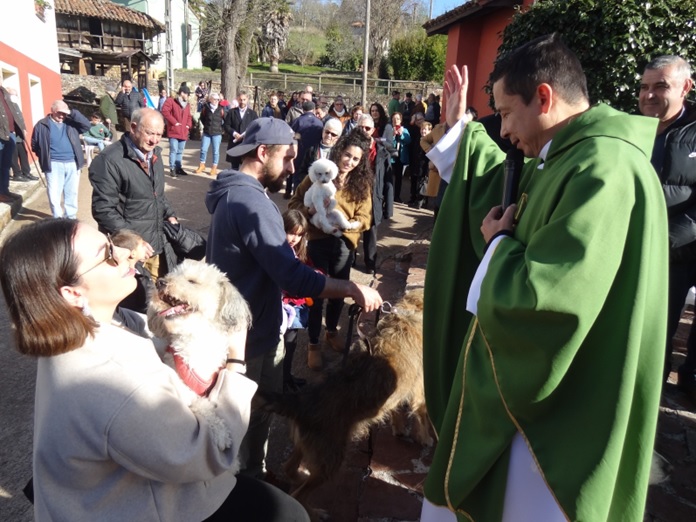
top-left (304, 158), bottom-right (362, 236)
top-left (148, 259), bottom-right (251, 452)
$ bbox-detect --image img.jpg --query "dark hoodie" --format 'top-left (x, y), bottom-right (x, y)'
top-left (205, 170), bottom-right (326, 358)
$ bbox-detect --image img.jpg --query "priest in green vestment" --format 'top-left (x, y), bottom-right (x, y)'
top-left (421, 34), bottom-right (668, 522)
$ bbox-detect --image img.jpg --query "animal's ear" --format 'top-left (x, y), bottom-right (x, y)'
top-left (218, 280), bottom-right (252, 332)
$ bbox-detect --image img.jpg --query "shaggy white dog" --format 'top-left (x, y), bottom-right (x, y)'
top-left (304, 158), bottom-right (362, 236)
top-left (148, 259), bottom-right (251, 454)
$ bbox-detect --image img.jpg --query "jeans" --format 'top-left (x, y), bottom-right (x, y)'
top-left (0, 132), bottom-right (16, 194)
top-left (238, 338), bottom-right (284, 479)
top-left (82, 135), bottom-right (106, 151)
top-left (168, 138), bottom-right (186, 169)
top-left (46, 160), bottom-right (79, 218)
top-left (199, 133), bottom-right (222, 165)
top-left (307, 236), bottom-right (354, 343)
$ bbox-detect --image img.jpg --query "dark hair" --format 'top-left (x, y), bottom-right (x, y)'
top-left (282, 209), bottom-right (309, 263)
top-left (112, 229), bottom-right (144, 252)
top-left (0, 219), bottom-right (97, 356)
top-left (490, 33), bottom-right (589, 106)
top-left (329, 129), bottom-right (373, 202)
top-left (369, 103), bottom-right (388, 134)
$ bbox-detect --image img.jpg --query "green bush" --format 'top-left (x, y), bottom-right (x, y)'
top-left (388, 31), bottom-right (447, 82)
top-left (496, 0), bottom-right (696, 112)
top-left (318, 23), bottom-right (362, 72)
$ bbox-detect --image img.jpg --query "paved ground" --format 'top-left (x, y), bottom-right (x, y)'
top-left (0, 138), bottom-right (695, 521)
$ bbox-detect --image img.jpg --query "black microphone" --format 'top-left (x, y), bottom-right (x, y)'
top-left (502, 148), bottom-right (524, 211)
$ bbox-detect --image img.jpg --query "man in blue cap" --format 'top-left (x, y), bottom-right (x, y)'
top-left (205, 117), bottom-right (382, 479)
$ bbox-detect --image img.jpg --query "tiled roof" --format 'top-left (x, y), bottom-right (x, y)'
top-left (55, 0), bottom-right (165, 32)
top-left (423, 0), bottom-right (520, 36)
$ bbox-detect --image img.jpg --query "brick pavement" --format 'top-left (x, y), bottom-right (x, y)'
top-left (2, 138), bottom-right (695, 521)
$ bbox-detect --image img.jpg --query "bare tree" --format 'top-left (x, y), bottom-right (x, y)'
top-left (200, 0), bottom-right (265, 100)
top-left (337, 0), bottom-right (409, 73)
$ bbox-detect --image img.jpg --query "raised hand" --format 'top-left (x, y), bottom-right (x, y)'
top-left (444, 64), bottom-right (469, 128)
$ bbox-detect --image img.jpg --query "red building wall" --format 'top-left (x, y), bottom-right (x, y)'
top-left (0, 41), bottom-right (62, 139)
top-left (442, 0), bottom-right (534, 120)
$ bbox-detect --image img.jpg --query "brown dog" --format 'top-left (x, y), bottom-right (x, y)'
top-left (258, 289), bottom-right (431, 517)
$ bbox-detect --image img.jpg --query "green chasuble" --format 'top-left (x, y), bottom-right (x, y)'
top-left (423, 103), bottom-right (668, 522)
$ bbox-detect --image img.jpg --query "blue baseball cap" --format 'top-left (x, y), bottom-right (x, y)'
top-left (227, 117), bottom-right (297, 157)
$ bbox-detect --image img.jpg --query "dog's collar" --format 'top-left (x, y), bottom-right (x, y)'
top-left (166, 346), bottom-right (218, 396)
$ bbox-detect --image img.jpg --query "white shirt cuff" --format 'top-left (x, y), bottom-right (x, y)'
top-left (425, 118), bottom-right (467, 184)
top-left (466, 235), bottom-right (506, 315)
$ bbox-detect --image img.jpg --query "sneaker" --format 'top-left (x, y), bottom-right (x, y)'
top-left (169, 169), bottom-right (178, 178)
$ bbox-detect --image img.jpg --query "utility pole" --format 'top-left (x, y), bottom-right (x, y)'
top-left (361, 0), bottom-right (371, 108)
top-left (429, 0), bottom-right (433, 19)
top-left (165, 0), bottom-right (174, 94)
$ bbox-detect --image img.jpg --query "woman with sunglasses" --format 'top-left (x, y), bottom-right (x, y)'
top-left (296, 118), bottom-right (344, 187)
top-left (0, 219), bottom-right (309, 522)
top-left (289, 130), bottom-right (373, 370)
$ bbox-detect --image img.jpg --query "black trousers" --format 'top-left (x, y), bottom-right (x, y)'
top-left (665, 260), bottom-right (696, 379)
top-left (362, 226), bottom-right (378, 269)
top-left (11, 139), bottom-right (31, 176)
top-left (203, 474), bottom-right (310, 522)
top-left (307, 236), bottom-right (354, 343)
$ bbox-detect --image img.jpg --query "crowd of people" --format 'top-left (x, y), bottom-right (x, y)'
top-left (0, 38), bottom-right (695, 521)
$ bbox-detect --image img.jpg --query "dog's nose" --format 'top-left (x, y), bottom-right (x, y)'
top-left (156, 279), bottom-right (168, 291)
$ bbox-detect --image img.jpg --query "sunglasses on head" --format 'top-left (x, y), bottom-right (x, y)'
top-left (77, 234), bottom-right (117, 278)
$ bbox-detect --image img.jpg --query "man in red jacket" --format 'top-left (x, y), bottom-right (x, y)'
top-left (161, 85), bottom-right (193, 178)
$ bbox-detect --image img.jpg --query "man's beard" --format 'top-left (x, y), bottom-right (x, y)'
top-left (260, 164), bottom-right (287, 193)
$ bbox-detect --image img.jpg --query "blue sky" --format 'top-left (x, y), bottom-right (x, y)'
top-left (431, 1), bottom-right (469, 19)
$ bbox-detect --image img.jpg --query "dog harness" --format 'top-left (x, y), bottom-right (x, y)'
top-left (166, 346), bottom-right (218, 396)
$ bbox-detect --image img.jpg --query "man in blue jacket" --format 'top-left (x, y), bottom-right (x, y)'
top-left (205, 117), bottom-right (382, 479)
top-left (31, 100), bottom-right (90, 218)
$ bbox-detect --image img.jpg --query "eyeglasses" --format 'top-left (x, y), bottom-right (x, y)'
top-left (77, 234), bottom-right (117, 278)
top-left (324, 130), bottom-right (339, 137)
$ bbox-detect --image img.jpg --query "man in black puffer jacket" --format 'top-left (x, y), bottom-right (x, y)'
top-left (639, 55), bottom-right (696, 397)
top-left (89, 108), bottom-right (179, 279)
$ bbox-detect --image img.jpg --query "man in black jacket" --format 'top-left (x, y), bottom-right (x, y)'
top-left (639, 55), bottom-right (696, 397)
top-left (224, 90), bottom-right (258, 169)
top-left (89, 108), bottom-right (179, 279)
top-left (115, 79), bottom-right (145, 132)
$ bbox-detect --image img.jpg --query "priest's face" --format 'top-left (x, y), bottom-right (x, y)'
top-left (493, 79), bottom-right (546, 158)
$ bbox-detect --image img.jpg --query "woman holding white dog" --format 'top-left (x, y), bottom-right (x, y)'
top-left (289, 130), bottom-right (373, 370)
top-left (0, 219), bottom-right (309, 522)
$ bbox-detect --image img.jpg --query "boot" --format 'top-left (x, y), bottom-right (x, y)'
top-left (307, 343), bottom-right (322, 370)
top-left (209, 165), bottom-right (218, 177)
top-left (194, 162), bottom-right (206, 174)
top-left (325, 330), bottom-right (344, 353)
